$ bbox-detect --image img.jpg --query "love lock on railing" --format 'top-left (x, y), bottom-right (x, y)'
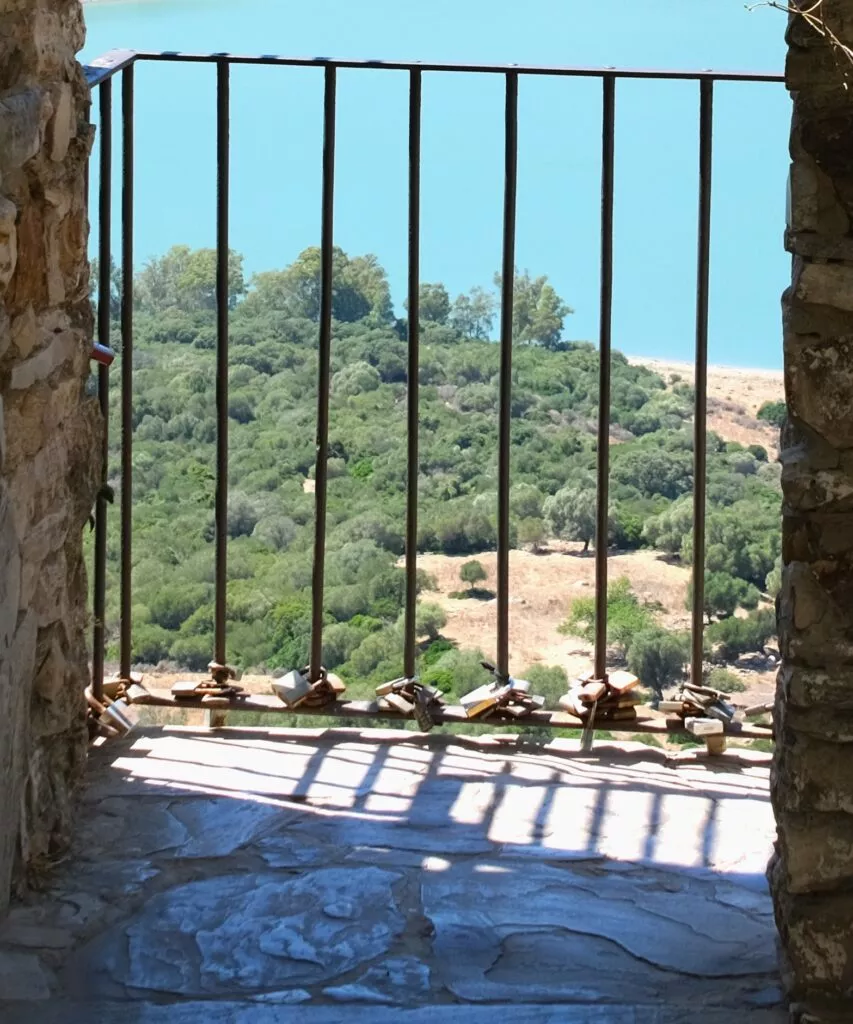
top-left (375, 678), bottom-right (445, 731)
top-left (271, 666), bottom-right (346, 709)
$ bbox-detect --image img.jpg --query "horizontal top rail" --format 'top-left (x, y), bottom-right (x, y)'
top-left (84, 48), bottom-right (784, 85)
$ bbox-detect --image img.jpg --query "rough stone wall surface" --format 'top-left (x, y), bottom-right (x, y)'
top-left (772, 2), bottom-right (853, 1022)
top-left (0, 0), bottom-right (98, 914)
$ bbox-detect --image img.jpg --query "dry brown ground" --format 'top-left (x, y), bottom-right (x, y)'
top-left (415, 543), bottom-right (777, 708)
top-left (417, 542), bottom-right (689, 679)
top-left (633, 357), bottom-right (784, 457)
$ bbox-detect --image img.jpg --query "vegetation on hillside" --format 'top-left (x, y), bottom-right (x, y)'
top-left (89, 245), bottom-right (782, 702)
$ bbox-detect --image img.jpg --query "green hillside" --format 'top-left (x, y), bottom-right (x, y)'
top-left (88, 246), bottom-right (781, 700)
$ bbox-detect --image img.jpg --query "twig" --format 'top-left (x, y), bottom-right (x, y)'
top-left (748, 0), bottom-right (853, 82)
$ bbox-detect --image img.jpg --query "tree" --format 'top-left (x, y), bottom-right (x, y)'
top-left (612, 447), bottom-right (693, 500)
top-left (705, 609), bottom-right (776, 662)
top-left (135, 245), bottom-right (246, 312)
top-left (688, 571), bottom-right (761, 622)
top-left (544, 483), bottom-right (598, 551)
top-left (227, 492), bottom-right (261, 538)
top-left (493, 268), bottom-right (572, 348)
top-left (626, 628), bottom-right (689, 698)
top-left (562, 577), bottom-right (655, 653)
top-left (252, 515), bottom-right (297, 552)
top-left (517, 517), bottom-right (546, 552)
top-left (449, 286), bottom-right (497, 340)
top-left (413, 283), bottom-right (451, 325)
top-left (460, 560), bottom-right (488, 590)
top-left (757, 400), bottom-right (786, 428)
top-left (765, 557), bottom-right (782, 598)
top-left (523, 664), bottom-right (569, 704)
top-left (333, 360), bottom-right (382, 396)
top-left (510, 482), bottom-right (544, 520)
top-left (416, 602), bottom-right (447, 640)
top-left (246, 247), bottom-right (392, 324)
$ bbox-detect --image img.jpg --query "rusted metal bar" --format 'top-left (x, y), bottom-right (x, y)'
top-left (593, 74), bottom-right (616, 684)
top-left (134, 51), bottom-right (783, 83)
top-left (133, 688), bottom-right (775, 740)
top-left (309, 65), bottom-right (337, 683)
top-left (83, 49), bottom-right (138, 87)
top-left (119, 65), bottom-right (134, 681)
top-left (691, 78), bottom-right (714, 687)
top-left (92, 78), bottom-right (112, 703)
top-left (403, 68), bottom-right (422, 682)
top-left (496, 71), bottom-right (518, 683)
top-left (214, 60), bottom-right (230, 667)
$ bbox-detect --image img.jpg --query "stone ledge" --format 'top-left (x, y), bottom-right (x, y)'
top-left (0, 1001), bottom-right (792, 1024)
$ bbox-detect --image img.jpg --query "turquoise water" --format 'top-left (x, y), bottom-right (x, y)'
top-left (83, 0), bottom-right (790, 368)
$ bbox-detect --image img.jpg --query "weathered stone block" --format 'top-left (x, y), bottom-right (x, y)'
top-left (772, 724), bottom-right (853, 814)
top-left (0, 0), bottom-right (99, 913)
top-left (773, 884), bottom-right (853, 1001)
top-left (780, 663), bottom-right (853, 709)
top-left (775, 810), bottom-right (853, 893)
top-left (0, 89), bottom-right (47, 172)
top-left (777, 561), bottom-right (853, 666)
top-left (777, 4), bottom-right (853, 1018)
top-left (794, 261), bottom-right (853, 313)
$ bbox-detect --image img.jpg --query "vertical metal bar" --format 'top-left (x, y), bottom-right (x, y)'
top-left (496, 71), bottom-right (518, 683)
top-left (593, 75), bottom-right (615, 683)
top-left (403, 69), bottom-right (422, 681)
top-left (691, 78), bottom-right (714, 687)
top-left (214, 60), bottom-right (230, 667)
top-left (309, 65), bottom-right (337, 682)
top-left (119, 66), bottom-right (134, 681)
top-left (92, 79), bottom-right (112, 703)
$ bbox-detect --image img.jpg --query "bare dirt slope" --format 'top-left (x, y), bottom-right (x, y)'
top-left (417, 543), bottom-right (777, 710)
top-left (418, 542), bottom-right (690, 680)
top-left (633, 357), bottom-right (783, 455)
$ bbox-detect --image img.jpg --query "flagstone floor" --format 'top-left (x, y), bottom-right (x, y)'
top-left (0, 727), bottom-right (786, 1022)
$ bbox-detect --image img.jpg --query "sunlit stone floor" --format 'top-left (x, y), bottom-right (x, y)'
top-left (0, 727), bottom-right (785, 1022)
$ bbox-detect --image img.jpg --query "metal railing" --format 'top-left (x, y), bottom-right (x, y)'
top-left (83, 49), bottom-right (783, 732)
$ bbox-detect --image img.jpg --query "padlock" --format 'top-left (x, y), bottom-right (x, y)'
top-left (461, 681), bottom-right (509, 719)
top-left (125, 683), bottom-right (150, 704)
top-left (383, 692), bottom-right (415, 715)
top-left (101, 698), bottom-right (137, 735)
top-left (606, 670), bottom-right (639, 696)
top-left (412, 687), bottom-right (436, 732)
top-left (376, 678), bottom-right (408, 697)
top-left (705, 701), bottom-right (735, 723)
top-left (90, 342), bottom-right (115, 366)
top-left (658, 700), bottom-right (685, 714)
top-left (271, 669), bottom-right (312, 708)
top-left (579, 680), bottom-right (607, 703)
top-left (685, 716), bottom-right (724, 737)
top-left (558, 690), bottom-right (589, 719)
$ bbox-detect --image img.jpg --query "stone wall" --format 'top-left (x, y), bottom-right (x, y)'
top-left (771, 2), bottom-right (853, 1021)
top-left (0, 0), bottom-right (99, 914)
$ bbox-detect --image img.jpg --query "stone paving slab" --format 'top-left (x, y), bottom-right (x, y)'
top-left (0, 728), bottom-right (783, 1019)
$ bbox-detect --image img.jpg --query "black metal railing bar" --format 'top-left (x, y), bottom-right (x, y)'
top-left (84, 49), bottom-right (784, 727)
